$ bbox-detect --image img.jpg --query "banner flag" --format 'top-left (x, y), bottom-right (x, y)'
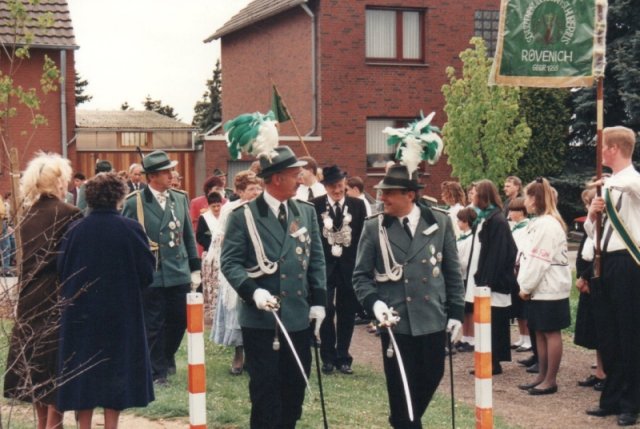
top-left (271, 85), bottom-right (291, 123)
top-left (489, 0), bottom-right (605, 87)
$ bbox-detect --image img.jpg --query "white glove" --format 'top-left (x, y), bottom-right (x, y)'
top-left (253, 288), bottom-right (278, 311)
top-left (190, 270), bottom-right (202, 287)
top-left (309, 306), bottom-right (326, 340)
top-left (446, 319), bottom-right (462, 342)
top-left (373, 300), bottom-right (400, 327)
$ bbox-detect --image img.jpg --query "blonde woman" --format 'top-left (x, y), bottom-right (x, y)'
top-left (3, 152), bottom-right (82, 429)
top-left (517, 177), bottom-right (572, 395)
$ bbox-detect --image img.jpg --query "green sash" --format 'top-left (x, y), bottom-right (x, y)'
top-left (605, 188), bottom-right (640, 265)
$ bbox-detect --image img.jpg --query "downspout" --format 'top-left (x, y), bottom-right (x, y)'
top-left (59, 49), bottom-right (68, 158)
top-left (300, 4), bottom-right (317, 136)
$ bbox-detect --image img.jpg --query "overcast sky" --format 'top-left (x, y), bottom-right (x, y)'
top-left (67, 0), bottom-right (252, 123)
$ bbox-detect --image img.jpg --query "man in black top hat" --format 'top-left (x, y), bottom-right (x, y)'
top-left (311, 165), bottom-right (366, 375)
top-left (221, 145), bottom-right (327, 429)
top-left (122, 150), bottom-right (201, 385)
top-left (353, 164), bottom-right (464, 428)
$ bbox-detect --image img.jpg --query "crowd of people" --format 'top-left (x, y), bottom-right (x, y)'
top-left (2, 124), bottom-right (639, 428)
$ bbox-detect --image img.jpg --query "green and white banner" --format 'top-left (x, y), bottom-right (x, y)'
top-left (489, 0), bottom-right (600, 87)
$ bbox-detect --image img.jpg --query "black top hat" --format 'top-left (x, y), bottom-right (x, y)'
top-left (95, 160), bottom-right (112, 174)
top-left (374, 164), bottom-right (424, 191)
top-left (142, 150), bottom-right (178, 174)
top-left (257, 146), bottom-right (307, 178)
top-left (321, 165), bottom-right (347, 184)
top-left (212, 168), bottom-right (226, 177)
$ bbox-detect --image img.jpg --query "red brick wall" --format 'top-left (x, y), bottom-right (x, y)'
top-left (212, 0), bottom-right (498, 200)
top-left (0, 48), bottom-right (76, 192)
top-left (206, 7), bottom-right (314, 178)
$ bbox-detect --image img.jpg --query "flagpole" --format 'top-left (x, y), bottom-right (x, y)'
top-left (593, 77), bottom-right (604, 277)
top-left (271, 81), bottom-right (311, 157)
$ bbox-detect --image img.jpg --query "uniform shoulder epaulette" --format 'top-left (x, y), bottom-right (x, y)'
top-left (169, 188), bottom-right (187, 195)
top-left (296, 199), bottom-right (314, 207)
top-left (366, 212), bottom-right (383, 220)
top-left (232, 200), bottom-right (250, 211)
top-left (430, 206), bottom-right (449, 215)
top-left (125, 190), bottom-right (140, 199)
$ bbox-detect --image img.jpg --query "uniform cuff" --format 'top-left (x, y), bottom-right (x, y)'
top-left (237, 278), bottom-right (259, 304)
top-left (189, 258), bottom-right (201, 271)
top-left (447, 304), bottom-right (464, 322)
top-left (310, 288), bottom-right (327, 307)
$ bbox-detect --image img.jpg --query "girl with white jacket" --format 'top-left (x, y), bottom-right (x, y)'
top-left (517, 178), bottom-right (572, 395)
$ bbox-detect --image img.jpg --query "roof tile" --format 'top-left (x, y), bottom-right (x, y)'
top-left (0, 0), bottom-right (76, 48)
top-left (205, 0), bottom-right (307, 42)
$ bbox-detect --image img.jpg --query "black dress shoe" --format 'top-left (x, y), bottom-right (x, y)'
top-left (153, 377), bottom-right (169, 387)
top-left (594, 380), bottom-right (606, 391)
top-left (578, 375), bottom-right (605, 387)
top-left (618, 413), bottom-right (638, 426)
top-left (515, 345), bottom-right (533, 352)
top-left (586, 407), bottom-right (618, 417)
top-left (321, 363), bottom-right (335, 374)
top-left (518, 356), bottom-right (537, 367)
top-left (339, 364), bottom-right (354, 375)
top-left (528, 385), bottom-right (557, 395)
top-left (518, 381), bottom-right (541, 391)
top-left (526, 363), bottom-right (540, 373)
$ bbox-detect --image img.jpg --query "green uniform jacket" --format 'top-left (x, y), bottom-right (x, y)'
top-left (353, 205), bottom-right (464, 336)
top-left (122, 187), bottom-right (200, 287)
top-left (221, 194), bottom-right (327, 333)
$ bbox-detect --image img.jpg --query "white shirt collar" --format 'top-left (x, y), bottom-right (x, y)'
top-left (326, 195), bottom-right (345, 207)
top-left (263, 189), bottom-right (287, 217)
top-left (398, 204), bottom-right (420, 233)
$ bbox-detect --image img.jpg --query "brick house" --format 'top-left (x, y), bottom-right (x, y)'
top-left (0, 0), bottom-right (77, 192)
top-left (205, 0), bottom-right (499, 198)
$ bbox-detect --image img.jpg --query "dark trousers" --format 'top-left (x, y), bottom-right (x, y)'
top-left (594, 252), bottom-right (640, 414)
top-left (381, 330), bottom-right (446, 429)
top-left (142, 284), bottom-right (189, 379)
top-left (320, 270), bottom-right (359, 366)
top-left (242, 327), bottom-right (312, 429)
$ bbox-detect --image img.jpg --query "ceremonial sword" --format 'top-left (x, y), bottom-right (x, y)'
top-left (269, 305), bottom-right (312, 394)
top-left (384, 321), bottom-right (414, 422)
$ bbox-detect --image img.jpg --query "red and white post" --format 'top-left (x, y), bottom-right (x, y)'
top-left (187, 292), bottom-right (207, 429)
top-left (474, 286), bottom-right (493, 429)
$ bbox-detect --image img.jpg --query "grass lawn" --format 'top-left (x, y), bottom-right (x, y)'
top-left (135, 333), bottom-right (518, 429)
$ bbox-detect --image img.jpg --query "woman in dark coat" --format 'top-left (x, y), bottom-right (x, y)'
top-left (471, 179), bottom-right (518, 374)
top-left (3, 152), bottom-right (82, 429)
top-left (56, 172), bottom-right (155, 429)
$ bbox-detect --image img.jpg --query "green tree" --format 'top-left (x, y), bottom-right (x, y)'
top-left (441, 37), bottom-right (531, 187)
top-left (516, 88), bottom-right (571, 183)
top-left (192, 58), bottom-right (222, 132)
top-left (74, 71), bottom-right (92, 106)
top-left (571, 0), bottom-right (640, 144)
top-left (143, 95), bottom-right (178, 119)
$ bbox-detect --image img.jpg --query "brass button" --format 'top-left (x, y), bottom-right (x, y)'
top-left (424, 295), bottom-right (430, 301)
top-left (298, 274), bottom-right (303, 279)
top-left (422, 277), bottom-right (427, 283)
top-left (406, 296), bottom-right (412, 302)
top-left (281, 274), bottom-right (287, 279)
top-left (404, 279), bottom-right (409, 284)
top-left (281, 291), bottom-right (288, 297)
top-left (296, 290), bottom-right (302, 296)
top-left (422, 259), bottom-right (427, 264)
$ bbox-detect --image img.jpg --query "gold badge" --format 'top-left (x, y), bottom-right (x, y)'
top-left (432, 267), bottom-right (441, 278)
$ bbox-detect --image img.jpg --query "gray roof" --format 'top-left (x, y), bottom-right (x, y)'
top-left (0, 0), bottom-right (76, 49)
top-left (204, 0), bottom-right (307, 42)
top-left (76, 110), bottom-right (196, 130)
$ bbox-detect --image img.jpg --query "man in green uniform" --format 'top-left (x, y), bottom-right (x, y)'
top-left (353, 164), bottom-right (464, 428)
top-left (122, 150), bottom-right (201, 385)
top-left (221, 146), bottom-right (327, 429)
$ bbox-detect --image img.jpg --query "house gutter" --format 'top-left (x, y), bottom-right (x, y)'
top-left (60, 49), bottom-right (68, 158)
top-left (300, 4), bottom-right (317, 136)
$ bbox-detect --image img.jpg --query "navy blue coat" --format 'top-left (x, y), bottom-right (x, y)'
top-left (56, 209), bottom-right (155, 411)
